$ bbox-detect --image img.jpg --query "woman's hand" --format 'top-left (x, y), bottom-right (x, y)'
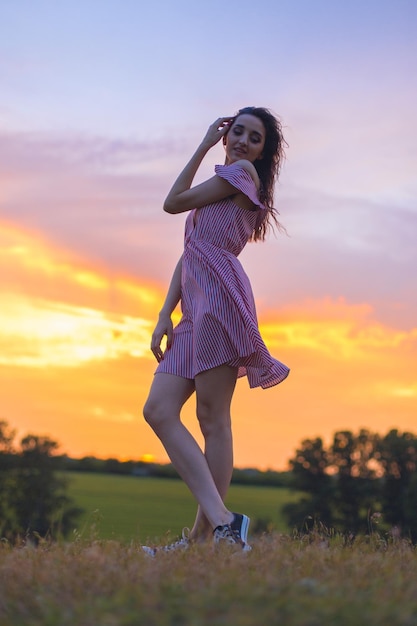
top-left (200, 117), bottom-right (234, 150)
top-left (150, 313), bottom-right (174, 362)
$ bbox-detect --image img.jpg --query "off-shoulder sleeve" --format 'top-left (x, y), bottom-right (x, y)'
top-left (215, 163), bottom-right (265, 210)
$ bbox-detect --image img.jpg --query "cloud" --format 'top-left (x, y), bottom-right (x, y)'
top-left (0, 221), bottom-right (173, 370)
top-left (0, 220), bottom-right (163, 311)
top-left (0, 130), bottom-right (190, 280)
top-left (0, 293), bottom-right (153, 368)
top-left (260, 297), bottom-right (417, 360)
top-left (0, 130), bottom-right (179, 219)
top-left (241, 181), bottom-right (417, 329)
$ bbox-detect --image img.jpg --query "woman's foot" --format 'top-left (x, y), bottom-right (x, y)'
top-left (142, 528), bottom-right (190, 557)
top-left (213, 513), bottom-right (251, 551)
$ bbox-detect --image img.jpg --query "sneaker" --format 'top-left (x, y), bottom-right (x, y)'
top-left (213, 513), bottom-right (251, 551)
top-left (142, 528), bottom-right (190, 557)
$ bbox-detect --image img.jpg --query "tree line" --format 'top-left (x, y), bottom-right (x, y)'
top-left (63, 455), bottom-right (291, 487)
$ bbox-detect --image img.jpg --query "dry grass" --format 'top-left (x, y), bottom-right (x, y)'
top-left (1, 532), bottom-right (417, 626)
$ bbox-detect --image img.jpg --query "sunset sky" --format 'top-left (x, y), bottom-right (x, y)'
top-left (0, 0), bottom-right (416, 470)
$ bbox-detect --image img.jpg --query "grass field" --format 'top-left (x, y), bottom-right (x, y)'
top-left (1, 532), bottom-right (417, 625)
top-left (66, 471), bottom-right (300, 543)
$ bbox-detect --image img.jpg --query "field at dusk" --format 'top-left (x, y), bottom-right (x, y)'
top-left (2, 532), bottom-right (417, 625)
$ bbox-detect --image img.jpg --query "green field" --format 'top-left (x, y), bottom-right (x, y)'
top-left (66, 471), bottom-right (300, 543)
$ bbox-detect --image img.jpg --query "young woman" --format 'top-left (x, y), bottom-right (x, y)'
top-left (142, 107), bottom-right (290, 553)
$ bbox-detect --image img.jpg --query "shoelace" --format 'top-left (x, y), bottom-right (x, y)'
top-left (161, 528), bottom-right (190, 552)
top-left (142, 527), bottom-right (190, 556)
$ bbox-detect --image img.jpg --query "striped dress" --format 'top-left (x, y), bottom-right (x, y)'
top-left (156, 162), bottom-right (290, 389)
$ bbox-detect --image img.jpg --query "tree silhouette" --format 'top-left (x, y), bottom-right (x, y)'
top-left (329, 430), bottom-right (379, 532)
top-left (284, 428), bottom-right (417, 539)
top-left (0, 420), bottom-right (18, 534)
top-left (0, 421), bottom-right (82, 541)
top-left (283, 437), bottom-right (334, 529)
top-left (375, 429), bottom-right (417, 540)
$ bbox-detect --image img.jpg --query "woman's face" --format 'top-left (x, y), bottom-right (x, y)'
top-left (224, 114), bottom-right (266, 164)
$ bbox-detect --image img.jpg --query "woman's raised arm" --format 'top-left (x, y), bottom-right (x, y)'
top-left (163, 117), bottom-right (236, 214)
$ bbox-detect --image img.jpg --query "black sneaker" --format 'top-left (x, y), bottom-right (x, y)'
top-left (142, 528), bottom-right (190, 557)
top-left (213, 513), bottom-right (251, 551)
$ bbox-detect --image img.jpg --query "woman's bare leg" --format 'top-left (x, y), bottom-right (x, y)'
top-left (143, 372), bottom-right (234, 530)
top-left (189, 365), bottom-right (238, 541)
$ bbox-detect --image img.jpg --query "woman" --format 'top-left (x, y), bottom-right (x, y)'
top-left (143, 107), bottom-right (290, 553)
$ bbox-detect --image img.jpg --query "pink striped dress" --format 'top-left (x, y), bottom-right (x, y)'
top-left (156, 162), bottom-right (290, 388)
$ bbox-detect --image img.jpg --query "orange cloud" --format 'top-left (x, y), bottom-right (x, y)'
top-left (260, 297), bottom-right (417, 359)
top-left (0, 220), bottom-right (162, 313)
top-left (0, 293), bottom-right (154, 367)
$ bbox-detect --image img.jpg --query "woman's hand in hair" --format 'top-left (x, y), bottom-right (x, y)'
top-left (200, 117), bottom-right (233, 150)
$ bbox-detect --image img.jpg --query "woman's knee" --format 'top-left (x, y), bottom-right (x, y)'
top-left (143, 397), bottom-right (166, 430)
top-left (143, 395), bottom-right (182, 435)
top-left (143, 374), bottom-right (194, 430)
top-left (196, 401), bottom-right (231, 438)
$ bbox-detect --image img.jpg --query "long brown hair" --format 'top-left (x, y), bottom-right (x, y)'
top-left (233, 107), bottom-right (287, 241)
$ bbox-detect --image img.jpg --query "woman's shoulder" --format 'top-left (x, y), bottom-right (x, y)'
top-left (224, 159), bottom-right (260, 190)
top-left (215, 161), bottom-right (264, 211)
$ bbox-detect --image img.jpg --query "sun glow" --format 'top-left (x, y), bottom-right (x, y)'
top-left (385, 385), bottom-right (417, 399)
top-left (0, 293), bottom-right (153, 368)
top-left (140, 453), bottom-right (156, 463)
